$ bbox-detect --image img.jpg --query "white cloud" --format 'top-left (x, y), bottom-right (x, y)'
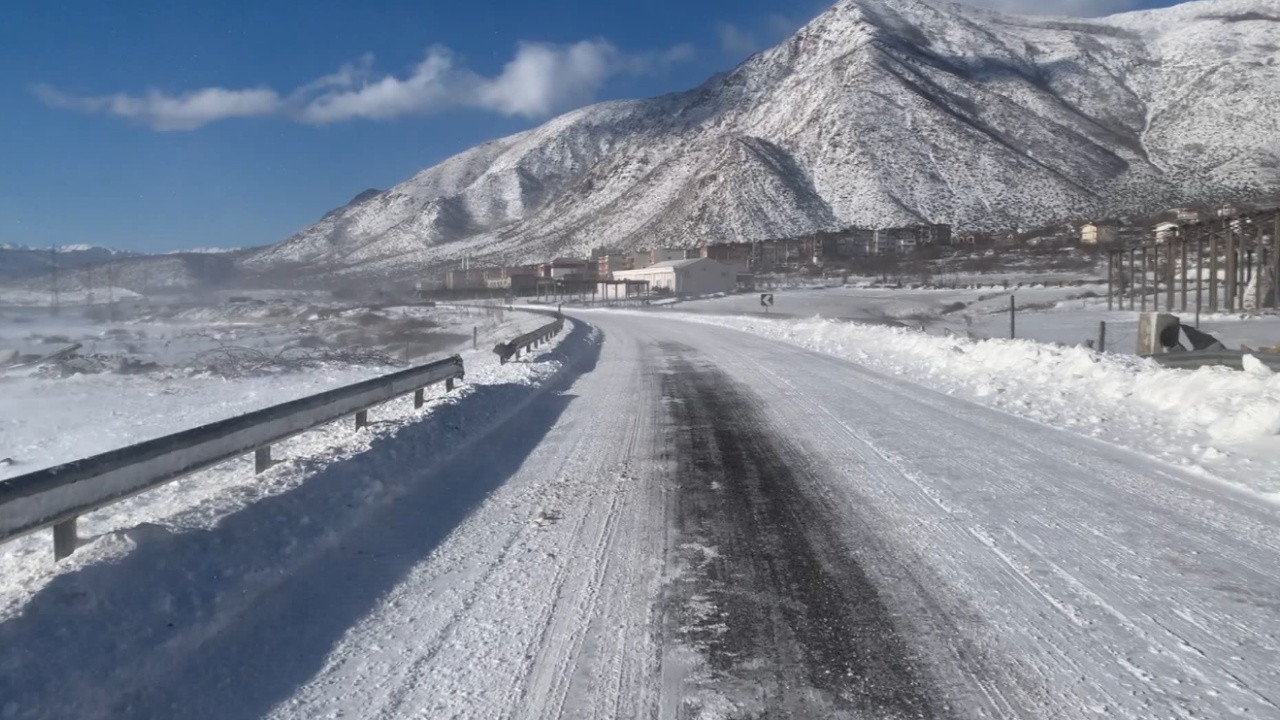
top-left (716, 14), bottom-right (806, 59)
top-left (36, 39), bottom-right (691, 130)
top-left (33, 84), bottom-right (282, 130)
top-left (716, 22), bottom-right (761, 56)
top-left (957, 0), bottom-right (1141, 16)
top-left (296, 47), bottom-right (465, 123)
top-left (475, 40), bottom-right (620, 117)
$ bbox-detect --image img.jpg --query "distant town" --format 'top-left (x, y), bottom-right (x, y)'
top-left (429, 199), bottom-right (1275, 300)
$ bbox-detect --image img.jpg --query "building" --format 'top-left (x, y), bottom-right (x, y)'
top-left (446, 268), bottom-right (488, 290)
top-left (919, 224), bottom-right (953, 246)
top-left (700, 242), bottom-right (752, 266)
top-left (538, 258), bottom-right (593, 280)
top-left (1173, 207), bottom-right (1203, 223)
top-left (799, 235), bottom-right (840, 265)
top-left (652, 248), bottom-right (692, 264)
top-left (474, 265), bottom-right (538, 290)
top-left (836, 228), bottom-right (877, 258)
top-left (611, 258), bottom-right (736, 297)
top-left (594, 279), bottom-right (651, 301)
top-left (869, 224), bottom-right (952, 255)
top-left (871, 229), bottom-right (900, 255)
top-left (624, 248), bottom-right (690, 270)
top-left (1116, 225), bottom-right (1147, 247)
top-left (1153, 221), bottom-right (1180, 244)
top-left (597, 254), bottom-right (629, 279)
top-left (1080, 223), bottom-right (1118, 245)
top-left (1217, 202), bottom-right (1243, 218)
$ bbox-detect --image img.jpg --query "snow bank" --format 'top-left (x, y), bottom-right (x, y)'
top-left (658, 313), bottom-right (1280, 498)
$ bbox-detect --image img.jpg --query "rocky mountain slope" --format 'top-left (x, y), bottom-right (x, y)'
top-left (247, 0), bottom-right (1280, 278)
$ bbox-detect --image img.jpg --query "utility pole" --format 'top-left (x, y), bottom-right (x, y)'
top-left (50, 246), bottom-right (60, 317)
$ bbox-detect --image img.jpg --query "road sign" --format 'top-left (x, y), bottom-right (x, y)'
top-left (760, 293), bottom-right (774, 307)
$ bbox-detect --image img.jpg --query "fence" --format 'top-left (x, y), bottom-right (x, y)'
top-left (0, 355), bottom-right (465, 560)
top-left (1106, 208), bottom-right (1280, 321)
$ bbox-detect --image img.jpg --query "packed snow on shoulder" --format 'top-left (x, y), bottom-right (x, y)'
top-left (646, 312), bottom-right (1280, 500)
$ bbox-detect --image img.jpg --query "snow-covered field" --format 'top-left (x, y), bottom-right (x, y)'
top-left (1, 299), bottom-right (547, 480)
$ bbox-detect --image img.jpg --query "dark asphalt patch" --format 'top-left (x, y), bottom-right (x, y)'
top-left (660, 352), bottom-right (939, 719)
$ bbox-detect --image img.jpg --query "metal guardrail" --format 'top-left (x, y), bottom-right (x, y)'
top-left (494, 314), bottom-right (565, 364)
top-left (1144, 349), bottom-right (1280, 372)
top-left (0, 355), bottom-right (465, 560)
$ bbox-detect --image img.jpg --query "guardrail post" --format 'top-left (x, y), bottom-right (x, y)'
top-left (446, 378), bottom-right (455, 392)
top-left (254, 446), bottom-right (272, 474)
top-left (53, 517), bottom-right (77, 560)
top-left (355, 410), bottom-right (368, 430)
top-left (414, 389), bottom-right (425, 408)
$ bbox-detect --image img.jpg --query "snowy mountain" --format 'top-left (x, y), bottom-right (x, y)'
top-left (0, 245), bottom-right (137, 279)
top-left (246, 0), bottom-right (1278, 277)
top-left (0, 242), bottom-right (256, 296)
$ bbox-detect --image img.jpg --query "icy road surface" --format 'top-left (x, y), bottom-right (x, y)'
top-left (4, 312), bottom-right (1280, 719)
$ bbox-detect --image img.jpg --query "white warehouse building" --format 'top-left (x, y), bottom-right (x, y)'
top-left (611, 258), bottom-right (737, 297)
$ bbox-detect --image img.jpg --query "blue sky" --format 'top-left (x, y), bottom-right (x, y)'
top-left (1, 0), bottom-right (1177, 254)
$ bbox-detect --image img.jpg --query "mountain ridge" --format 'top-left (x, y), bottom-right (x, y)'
top-left (49, 0), bottom-right (1280, 281)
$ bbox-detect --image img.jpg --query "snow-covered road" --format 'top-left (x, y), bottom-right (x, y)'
top-left (3, 312), bottom-right (1279, 719)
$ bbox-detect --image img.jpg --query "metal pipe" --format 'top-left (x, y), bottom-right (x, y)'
top-left (1141, 246), bottom-right (1148, 312)
top-left (1196, 230), bottom-right (1204, 327)
top-left (1226, 220), bottom-right (1237, 313)
top-left (1181, 230), bottom-right (1189, 312)
top-left (1129, 250), bottom-right (1136, 311)
top-left (1210, 227), bottom-right (1219, 313)
top-left (1254, 222), bottom-right (1263, 310)
top-left (1153, 243), bottom-right (1160, 312)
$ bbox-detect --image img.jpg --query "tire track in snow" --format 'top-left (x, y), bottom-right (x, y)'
top-left (639, 315), bottom-right (1280, 719)
top-left (657, 345), bottom-right (940, 719)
